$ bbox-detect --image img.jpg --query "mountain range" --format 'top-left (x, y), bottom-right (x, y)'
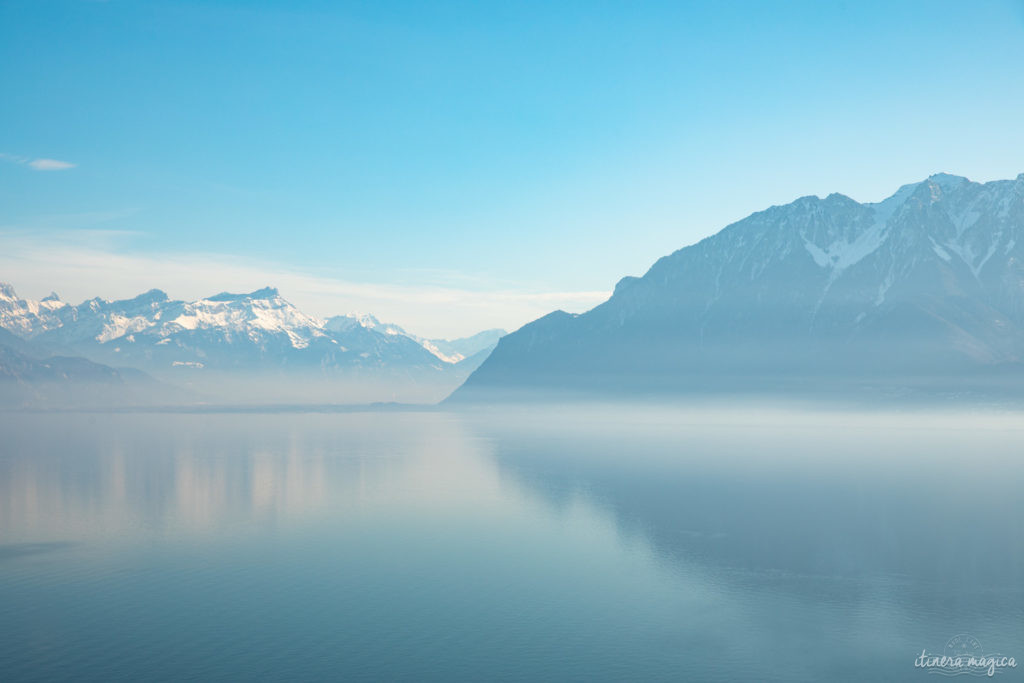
top-left (454, 173), bottom-right (1024, 401)
top-left (0, 284), bottom-right (504, 404)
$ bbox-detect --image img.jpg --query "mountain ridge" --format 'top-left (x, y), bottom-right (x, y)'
top-left (452, 172), bottom-right (1024, 401)
top-left (0, 284), bottom-right (505, 403)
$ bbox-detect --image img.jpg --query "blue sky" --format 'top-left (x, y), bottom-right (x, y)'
top-left (2, 0), bottom-right (1024, 337)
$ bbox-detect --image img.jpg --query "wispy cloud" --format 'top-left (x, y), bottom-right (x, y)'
top-left (28, 158), bottom-right (76, 171)
top-left (0, 153), bottom-right (77, 171)
top-left (0, 231), bottom-right (610, 339)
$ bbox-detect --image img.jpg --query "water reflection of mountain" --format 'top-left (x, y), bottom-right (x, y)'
top-left (462, 405), bottom-right (1024, 588)
top-left (2, 406), bottom-right (1023, 681)
top-left (0, 412), bottom-right (481, 541)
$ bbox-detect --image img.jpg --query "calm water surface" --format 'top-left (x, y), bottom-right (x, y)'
top-left (1, 406), bottom-right (1022, 681)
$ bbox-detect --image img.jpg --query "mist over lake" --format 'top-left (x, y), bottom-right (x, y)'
top-left (2, 405), bottom-right (1021, 681)
top-left (5, 2), bottom-right (1024, 679)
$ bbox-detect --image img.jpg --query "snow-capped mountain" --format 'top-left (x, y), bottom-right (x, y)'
top-left (0, 284), bottom-right (502, 403)
top-left (326, 314), bottom-right (504, 363)
top-left (0, 283), bottom-right (66, 337)
top-left (454, 173), bottom-right (1024, 400)
top-left (2, 286), bottom-right (346, 370)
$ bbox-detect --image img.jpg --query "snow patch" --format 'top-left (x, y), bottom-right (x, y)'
top-left (96, 314), bottom-right (153, 343)
top-left (802, 216), bottom-right (889, 277)
top-left (803, 240), bottom-right (830, 267)
top-left (419, 340), bottom-right (464, 364)
top-left (930, 238), bottom-right (952, 262)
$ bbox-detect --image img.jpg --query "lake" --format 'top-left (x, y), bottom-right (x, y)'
top-left (1, 404), bottom-right (1022, 681)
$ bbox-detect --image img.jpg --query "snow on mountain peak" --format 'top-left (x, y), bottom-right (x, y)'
top-left (322, 313), bottom-right (495, 363)
top-left (765, 172), bottom-right (1023, 291)
top-left (1, 284), bottom-right (501, 378)
top-left (351, 312), bottom-right (384, 329)
top-left (167, 290), bottom-right (324, 348)
top-left (324, 313), bottom-right (387, 335)
top-left (0, 283), bottom-right (68, 336)
top-left (325, 312), bottom-right (412, 337)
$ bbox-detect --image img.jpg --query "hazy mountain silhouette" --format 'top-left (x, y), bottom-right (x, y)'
top-left (0, 336), bottom-right (178, 408)
top-left (453, 173), bottom-right (1024, 401)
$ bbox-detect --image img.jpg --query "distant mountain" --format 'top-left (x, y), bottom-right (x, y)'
top-left (325, 314), bottom-right (504, 364)
top-left (0, 338), bottom-right (173, 408)
top-left (0, 284), bottom-right (503, 403)
top-left (453, 173), bottom-right (1024, 401)
top-left (429, 328), bottom-right (507, 362)
top-left (0, 284), bottom-right (65, 337)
